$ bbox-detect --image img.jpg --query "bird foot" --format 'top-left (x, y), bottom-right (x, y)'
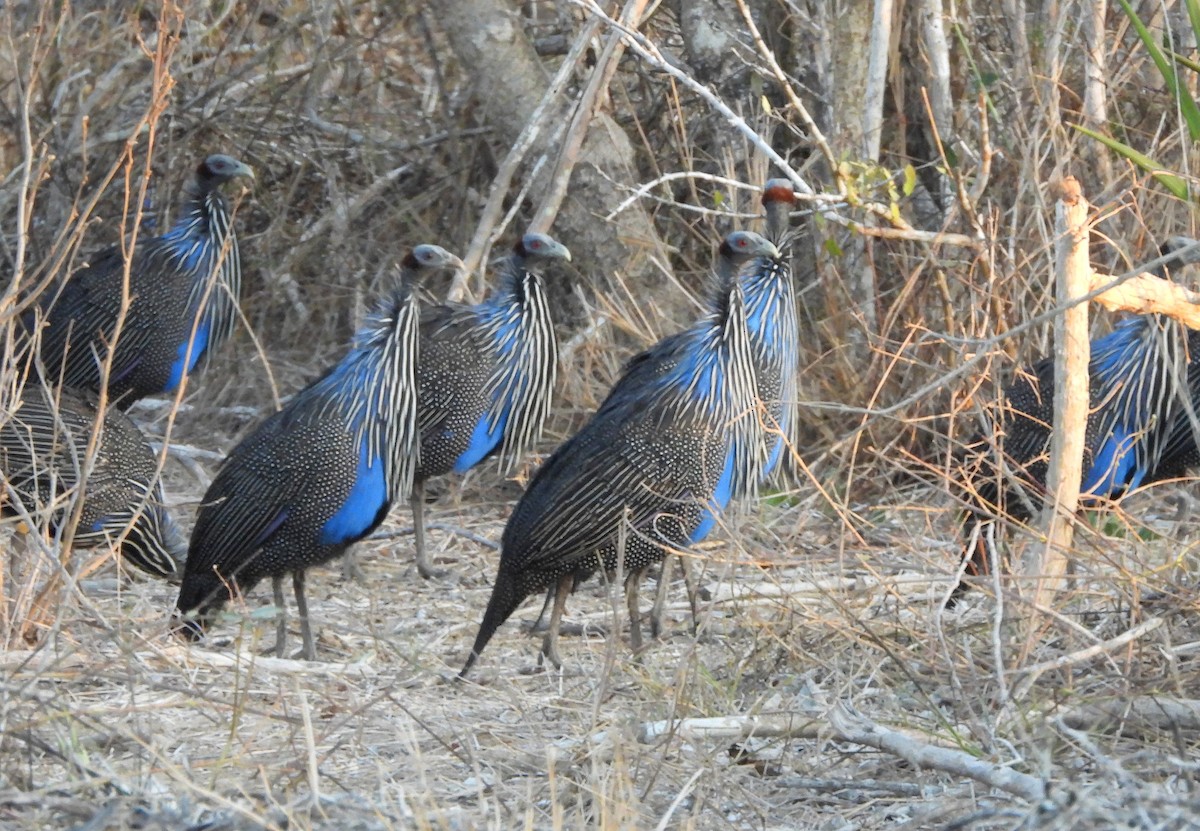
top-left (340, 555), bottom-right (368, 583)
top-left (416, 563), bottom-right (453, 581)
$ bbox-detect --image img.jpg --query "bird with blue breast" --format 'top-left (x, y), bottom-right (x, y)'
top-left (646, 181), bottom-right (800, 635)
top-left (406, 232), bottom-right (571, 579)
top-left (25, 154), bottom-right (253, 407)
top-left (952, 236), bottom-right (1200, 602)
top-left (459, 228), bottom-right (784, 677)
top-left (174, 244), bottom-right (464, 660)
top-left (0, 384), bottom-right (184, 580)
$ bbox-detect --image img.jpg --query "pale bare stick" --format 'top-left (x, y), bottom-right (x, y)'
top-left (447, 12), bottom-right (601, 303)
top-left (827, 703), bottom-right (1048, 804)
top-left (1025, 177), bottom-right (1090, 623)
top-left (1012, 617), bottom-right (1164, 702)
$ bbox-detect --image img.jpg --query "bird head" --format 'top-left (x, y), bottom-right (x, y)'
top-left (197, 154), bottom-right (255, 189)
top-left (514, 233), bottom-right (572, 269)
top-left (403, 244), bottom-right (466, 275)
top-left (720, 230), bottom-right (781, 267)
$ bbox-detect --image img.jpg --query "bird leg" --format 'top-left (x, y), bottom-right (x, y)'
top-left (340, 550), bottom-right (367, 583)
top-left (528, 579), bottom-right (603, 637)
top-left (411, 479), bottom-right (445, 579)
top-left (679, 552), bottom-right (703, 635)
top-left (651, 550), bottom-right (703, 637)
top-left (626, 568), bottom-right (645, 653)
top-left (272, 575), bottom-right (288, 657)
top-left (530, 584), bottom-right (556, 633)
top-left (294, 569), bottom-right (316, 661)
top-left (538, 575), bottom-right (573, 670)
top-left (650, 551), bottom-right (675, 639)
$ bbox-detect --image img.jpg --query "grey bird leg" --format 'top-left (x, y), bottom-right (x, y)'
top-left (340, 549), bottom-right (367, 583)
top-left (530, 580), bottom-right (604, 637)
top-left (411, 479), bottom-right (444, 579)
top-left (530, 584), bottom-right (556, 632)
top-left (626, 568), bottom-right (644, 652)
top-left (650, 551), bottom-right (675, 639)
top-left (539, 575), bottom-right (573, 669)
top-left (680, 553), bottom-right (702, 635)
top-left (294, 569), bottom-right (316, 661)
top-left (272, 575), bottom-right (288, 657)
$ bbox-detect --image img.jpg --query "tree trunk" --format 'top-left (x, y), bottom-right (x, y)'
top-left (436, 0), bottom-right (674, 326)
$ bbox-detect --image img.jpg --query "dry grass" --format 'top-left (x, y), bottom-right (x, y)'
top-left (4, 1), bottom-right (1200, 829)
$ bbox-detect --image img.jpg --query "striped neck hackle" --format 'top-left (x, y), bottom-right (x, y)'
top-left (713, 230), bottom-right (782, 497)
top-left (479, 232), bottom-right (572, 472)
top-left (163, 154), bottom-right (254, 367)
top-left (319, 245), bottom-right (464, 502)
top-left (749, 179), bottom-right (800, 476)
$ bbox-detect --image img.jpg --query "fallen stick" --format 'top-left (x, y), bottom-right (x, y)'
top-left (638, 708), bottom-right (969, 750)
top-left (638, 712), bottom-right (821, 744)
top-left (775, 776), bottom-right (934, 797)
top-left (640, 704), bottom-right (1048, 805)
top-left (152, 643), bottom-right (377, 677)
top-left (827, 703), bottom-right (1048, 804)
top-left (1011, 617), bottom-right (1163, 701)
top-left (1058, 696), bottom-right (1200, 734)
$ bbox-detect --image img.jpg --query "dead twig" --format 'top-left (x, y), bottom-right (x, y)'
top-left (827, 703), bottom-right (1050, 805)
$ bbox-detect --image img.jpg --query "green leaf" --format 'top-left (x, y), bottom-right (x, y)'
top-left (944, 145), bottom-right (959, 169)
top-left (1071, 123), bottom-right (1191, 199)
top-left (712, 191), bottom-right (725, 207)
top-left (1187, 0), bottom-right (1200, 45)
top-left (761, 95), bottom-right (772, 115)
top-left (1117, 0), bottom-right (1200, 140)
top-left (902, 163), bottom-right (917, 197)
top-left (823, 237), bottom-right (844, 257)
top-left (763, 489), bottom-right (798, 508)
top-left (1171, 49), bottom-right (1200, 75)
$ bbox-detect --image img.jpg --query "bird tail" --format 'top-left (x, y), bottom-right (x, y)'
top-left (459, 569), bottom-right (522, 679)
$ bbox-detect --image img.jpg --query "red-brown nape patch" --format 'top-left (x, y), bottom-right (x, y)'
top-left (761, 179), bottom-right (796, 207)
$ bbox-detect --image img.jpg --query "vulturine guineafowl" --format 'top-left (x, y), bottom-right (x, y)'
top-left (751, 180), bottom-right (800, 476)
top-left (460, 230), bottom-right (782, 676)
top-left (175, 245), bottom-right (463, 660)
top-left (408, 233), bottom-right (571, 579)
top-left (0, 384), bottom-right (184, 579)
top-left (647, 181), bottom-right (801, 634)
top-left (28, 154), bottom-right (253, 407)
top-left (952, 236), bottom-right (1200, 602)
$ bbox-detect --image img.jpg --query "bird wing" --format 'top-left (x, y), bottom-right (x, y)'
top-left (594, 333), bottom-right (687, 417)
top-left (503, 395), bottom-right (721, 576)
top-left (184, 406), bottom-right (341, 574)
top-left (36, 245), bottom-right (162, 389)
top-left (415, 304), bottom-right (494, 435)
